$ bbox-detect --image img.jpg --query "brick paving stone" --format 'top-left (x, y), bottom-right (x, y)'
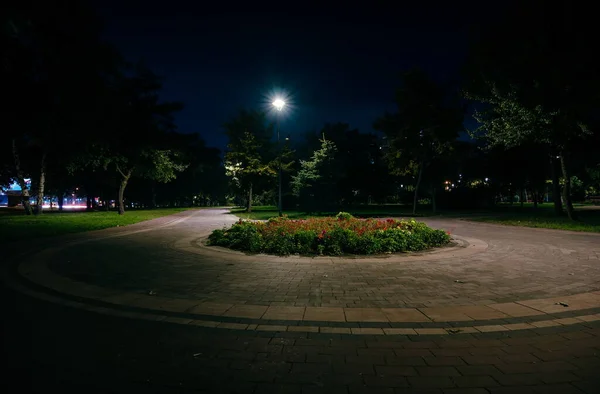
top-left (500, 353), bottom-right (540, 364)
top-left (532, 383), bottom-right (589, 394)
top-left (572, 380), bottom-right (600, 393)
top-left (332, 362), bottom-right (375, 375)
top-left (363, 375), bottom-right (410, 387)
top-left (223, 305), bottom-right (268, 319)
top-left (346, 355), bottom-right (385, 365)
top-left (536, 372), bottom-right (581, 384)
top-left (416, 366), bottom-right (461, 377)
top-left (492, 373), bottom-right (542, 386)
top-left (304, 307), bottom-right (346, 322)
top-left (442, 389), bottom-right (490, 394)
top-left (424, 356), bottom-right (466, 366)
top-left (357, 348), bottom-right (396, 357)
top-left (452, 375), bottom-right (500, 388)
top-left (301, 385), bottom-right (349, 394)
top-left (387, 356), bottom-right (428, 366)
top-left (256, 383), bottom-right (302, 394)
top-left (382, 308), bottom-right (431, 322)
top-left (467, 347), bottom-right (506, 356)
top-left (461, 355), bottom-right (503, 365)
top-left (395, 389), bottom-right (443, 394)
top-left (488, 387), bottom-right (538, 394)
top-left (263, 306), bottom-right (306, 320)
top-left (375, 366), bottom-right (418, 376)
top-left (456, 365), bottom-right (502, 376)
top-left (407, 376), bottom-right (456, 389)
top-left (292, 363), bottom-right (332, 374)
top-left (9, 209), bottom-right (600, 394)
top-left (348, 386), bottom-right (395, 394)
top-left (345, 308), bottom-right (389, 322)
top-left (394, 348), bottom-right (434, 357)
top-left (403, 341), bottom-right (440, 349)
top-left (430, 348), bottom-right (472, 357)
top-left (306, 354), bottom-right (344, 364)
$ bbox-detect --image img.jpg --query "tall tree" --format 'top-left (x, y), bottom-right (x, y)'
top-left (291, 136), bottom-right (338, 212)
top-left (77, 66), bottom-right (187, 214)
top-left (223, 110), bottom-right (274, 212)
top-left (3, 1), bottom-right (121, 214)
top-left (463, 1), bottom-right (600, 220)
top-left (374, 69), bottom-right (463, 214)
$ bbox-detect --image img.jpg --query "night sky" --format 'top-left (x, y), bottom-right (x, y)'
top-left (93, 2), bottom-right (490, 151)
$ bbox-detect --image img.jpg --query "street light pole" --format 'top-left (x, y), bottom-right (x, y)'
top-left (276, 116), bottom-right (282, 217)
top-left (272, 98), bottom-right (285, 217)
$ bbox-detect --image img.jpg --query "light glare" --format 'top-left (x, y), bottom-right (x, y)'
top-left (272, 98), bottom-right (285, 111)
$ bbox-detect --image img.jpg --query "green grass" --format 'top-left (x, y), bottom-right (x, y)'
top-left (0, 208), bottom-right (189, 243)
top-left (468, 208), bottom-right (600, 233)
top-left (232, 204), bottom-right (600, 233)
top-left (230, 205), bottom-right (424, 220)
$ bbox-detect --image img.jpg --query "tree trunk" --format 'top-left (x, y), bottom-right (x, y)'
top-left (58, 191), bottom-right (64, 211)
top-left (550, 156), bottom-right (563, 215)
top-left (431, 185), bottom-right (436, 214)
top-left (247, 182), bottom-right (253, 213)
top-left (86, 195), bottom-right (92, 210)
top-left (519, 188), bottom-right (524, 209)
top-left (533, 190), bottom-right (538, 209)
top-left (559, 153), bottom-right (577, 221)
top-left (412, 161), bottom-right (424, 215)
top-left (35, 152), bottom-right (47, 215)
top-left (151, 182), bottom-right (157, 209)
top-left (118, 170), bottom-right (132, 215)
top-left (11, 138), bottom-right (33, 215)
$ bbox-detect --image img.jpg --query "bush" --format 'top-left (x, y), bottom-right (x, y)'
top-left (207, 214), bottom-right (451, 256)
top-left (336, 212), bottom-right (354, 220)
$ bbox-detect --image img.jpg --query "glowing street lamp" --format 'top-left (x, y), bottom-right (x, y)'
top-left (273, 98), bottom-right (286, 216)
top-left (273, 98), bottom-right (285, 111)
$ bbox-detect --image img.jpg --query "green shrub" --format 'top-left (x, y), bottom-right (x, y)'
top-left (207, 216), bottom-right (450, 256)
top-left (336, 211), bottom-right (354, 220)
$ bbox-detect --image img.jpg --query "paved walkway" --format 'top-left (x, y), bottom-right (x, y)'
top-left (3, 208), bottom-right (600, 393)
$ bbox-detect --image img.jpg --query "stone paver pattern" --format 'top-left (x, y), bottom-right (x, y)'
top-left (4, 208), bottom-right (600, 393)
top-left (44, 209), bottom-right (600, 309)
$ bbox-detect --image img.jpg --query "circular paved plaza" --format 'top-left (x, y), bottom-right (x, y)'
top-left (4, 208), bottom-right (600, 393)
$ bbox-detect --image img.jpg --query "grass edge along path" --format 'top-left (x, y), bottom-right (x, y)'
top-left (231, 205), bottom-right (600, 233)
top-left (468, 214), bottom-right (600, 233)
top-left (0, 208), bottom-right (189, 244)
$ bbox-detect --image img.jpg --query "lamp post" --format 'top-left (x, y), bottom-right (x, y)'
top-left (272, 98), bottom-right (285, 216)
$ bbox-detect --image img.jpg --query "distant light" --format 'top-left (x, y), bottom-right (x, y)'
top-left (400, 184), bottom-right (403, 187)
top-left (451, 183), bottom-right (455, 187)
top-left (459, 174), bottom-right (462, 177)
top-left (272, 98), bottom-right (285, 111)
top-left (485, 177), bottom-right (489, 182)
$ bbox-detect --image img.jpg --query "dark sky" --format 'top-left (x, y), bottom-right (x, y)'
top-left (93, 2), bottom-right (487, 150)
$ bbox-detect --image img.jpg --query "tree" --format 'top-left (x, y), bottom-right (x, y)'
top-left (76, 66), bottom-right (187, 215)
top-left (374, 69), bottom-right (463, 214)
top-left (291, 136), bottom-right (338, 212)
top-left (156, 132), bottom-right (226, 207)
top-left (463, 2), bottom-right (600, 220)
top-left (3, 1), bottom-right (122, 215)
top-left (223, 110), bottom-right (274, 212)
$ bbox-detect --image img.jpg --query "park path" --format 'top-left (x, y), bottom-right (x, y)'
top-left (2, 208), bottom-right (600, 393)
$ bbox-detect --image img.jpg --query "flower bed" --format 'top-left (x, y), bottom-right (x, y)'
top-left (208, 212), bottom-right (450, 256)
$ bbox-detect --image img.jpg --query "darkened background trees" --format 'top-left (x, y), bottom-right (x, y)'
top-left (3, 1), bottom-right (599, 219)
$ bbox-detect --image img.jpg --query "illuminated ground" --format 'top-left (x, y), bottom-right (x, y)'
top-left (3, 209), bottom-right (600, 393)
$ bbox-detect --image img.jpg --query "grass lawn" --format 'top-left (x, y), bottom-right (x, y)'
top-left (231, 204), bottom-right (600, 233)
top-left (468, 207), bottom-right (600, 233)
top-left (229, 205), bottom-right (424, 221)
top-left (0, 208), bottom-right (189, 244)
